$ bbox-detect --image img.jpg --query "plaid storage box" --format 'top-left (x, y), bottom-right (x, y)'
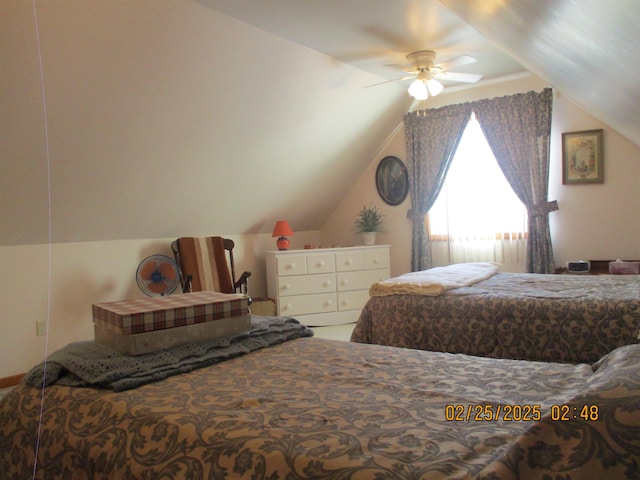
top-left (93, 291), bottom-right (249, 334)
top-left (93, 291), bottom-right (251, 355)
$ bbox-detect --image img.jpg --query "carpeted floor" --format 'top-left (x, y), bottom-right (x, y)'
top-left (310, 323), bottom-right (355, 341)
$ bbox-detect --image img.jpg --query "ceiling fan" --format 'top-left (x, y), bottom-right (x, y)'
top-left (367, 50), bottom-right (483, 100)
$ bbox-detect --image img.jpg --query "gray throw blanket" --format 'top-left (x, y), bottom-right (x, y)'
top-left (23, 316), bottom-right (313, 391)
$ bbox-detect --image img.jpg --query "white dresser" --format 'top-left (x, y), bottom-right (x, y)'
top-left (265, 245), bottom-right (390, 326)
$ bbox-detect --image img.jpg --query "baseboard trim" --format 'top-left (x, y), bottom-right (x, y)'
top-left (0, 373), bottom-right (25, 388)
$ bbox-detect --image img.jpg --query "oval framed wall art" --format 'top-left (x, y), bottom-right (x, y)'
top-left (375, 156), bottom-right (409, 206)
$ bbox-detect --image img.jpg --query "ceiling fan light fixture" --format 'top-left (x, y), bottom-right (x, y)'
top-left (408, 78), bottom-right (429, 100)
top-left (426, 78), bottom-right (444, 96)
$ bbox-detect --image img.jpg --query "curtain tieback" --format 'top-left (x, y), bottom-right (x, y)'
top-left (528, 200), bottom-right (559, 217)
top-left (406, 209), bottom-right (426, 223)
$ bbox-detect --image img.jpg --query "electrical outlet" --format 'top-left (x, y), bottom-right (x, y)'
top-left (36, 320), bottom-right (47, 336)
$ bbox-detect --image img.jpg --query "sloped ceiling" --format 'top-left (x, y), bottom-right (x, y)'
top-left (440, 0), bottom-right (640, 147)
top-left (201, 0), bottom-right (640, 146)
top-left (1, 0), bottom-right (410, 245)
top-left (2, 0), bottom-right (638, 246)
top-left (197, 0), bottom-right (527, 88)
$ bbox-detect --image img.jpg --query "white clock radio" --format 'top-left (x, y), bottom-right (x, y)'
top-left (566, 260), bottom-right (590, 273)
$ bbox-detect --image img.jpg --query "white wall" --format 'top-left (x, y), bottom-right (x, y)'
top-left (0, 0), bottom-right (402, 379)
top-left (320, 127), bottom-right (411, 278)
top-left (4, 75), bottom-right (640, 379)
top-left (5, 72), bottom-right (640, 380)
top-left (1, 0), bottom-right (407, 246)
top-left (0, 231), bottom-right (319, 378)
top-left (321, 75), bottom-right (640, 275)
top-left (3, 4), bottom-right (640, 380)
top-left (549, 97), bottom-right (640, 262)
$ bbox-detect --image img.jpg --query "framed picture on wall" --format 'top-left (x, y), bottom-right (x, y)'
top-left (562, 129), bottom-right (604, 184)
top-left (375, 156), bottom-right (409, 205)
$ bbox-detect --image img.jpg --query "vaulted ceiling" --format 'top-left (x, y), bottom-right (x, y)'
top-left (201, 0), bottom-right (640, 146)
top-left (198, 0), bottom-right (640, 144)
top-left (1, 0), bottom-right (638, 246)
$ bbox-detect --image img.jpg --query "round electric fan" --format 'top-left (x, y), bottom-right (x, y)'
top-left (136, 254), bottom-right (179, 296)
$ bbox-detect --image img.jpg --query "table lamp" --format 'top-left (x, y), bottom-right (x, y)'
top-left (272, 220), bottom-right (294, 250)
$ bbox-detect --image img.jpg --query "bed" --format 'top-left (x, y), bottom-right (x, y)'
top-left (351, 262), bottom-right (640, 363)
top-left (1, 316), bottom-right (640, 479)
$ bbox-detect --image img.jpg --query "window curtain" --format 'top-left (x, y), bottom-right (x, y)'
top-left (473, 88), bottom-right (558, 273)
top-left (404, 103), bottom-right (472, 271)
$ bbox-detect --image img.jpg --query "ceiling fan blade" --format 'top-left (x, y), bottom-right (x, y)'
top-left (438, 71), bottom-right (482, 83)
top-left (361, 26), bottom-right (413, 51)
top-left (436, 55), bottom-right (477, 71)
top-left (384, 63), bottom-right (411, 71)
top-left (337, 49), bottom-right (403, 63)
top-left (363, 75), bottom-right (415, 89)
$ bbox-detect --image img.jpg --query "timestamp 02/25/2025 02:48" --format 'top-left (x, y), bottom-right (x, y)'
top-left (444, 404), bottom-right (600, 422)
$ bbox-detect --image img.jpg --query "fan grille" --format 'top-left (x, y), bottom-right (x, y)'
top-left (136, 255), bottom-right (179, 296)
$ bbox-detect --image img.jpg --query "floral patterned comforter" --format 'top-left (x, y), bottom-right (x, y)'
top-left (2, 337), bottom-right (640, 479)
top-left (352, 272), bottom-right (640, 363)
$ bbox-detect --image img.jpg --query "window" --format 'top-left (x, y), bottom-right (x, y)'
top-left (428, 114), bottom-right (527, 271)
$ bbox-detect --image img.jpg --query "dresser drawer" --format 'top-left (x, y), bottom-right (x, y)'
top-left (364, 248), bottom-right (390, 270)
top-left (278, 293), bottom-right (337, 316)
top-left (265, 245), bottom-right (390, 327)
top-left (277, 273), bottom-right (334, 297)
top-left (337, 289), bottom-right (372, 311)
top-left (337, 268), bottom-right (390, 292)
top-left (276, 255), bottom-right (307, 276)
top-left (306, 253), bottom-right (335, 274)
top-left (335, 251), bottom-right (364, 272)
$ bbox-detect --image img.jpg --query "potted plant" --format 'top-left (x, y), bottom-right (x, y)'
top-left (354, 204), bottom-right (384, 245)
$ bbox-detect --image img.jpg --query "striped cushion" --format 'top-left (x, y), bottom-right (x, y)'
top-left (176, 237), bottom-right (234, 293)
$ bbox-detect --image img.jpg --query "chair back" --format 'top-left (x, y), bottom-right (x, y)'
top-left (173, 236), bottom-right (234, 293)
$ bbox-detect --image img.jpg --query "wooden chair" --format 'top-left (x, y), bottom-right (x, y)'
top-left (171, 237), bottom-right (251, 300)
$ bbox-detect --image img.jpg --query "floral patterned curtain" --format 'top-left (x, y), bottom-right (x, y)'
top-left (474, 88), bottom-right (557, 273)
top-left (404, 103), bottom-right (472, 271)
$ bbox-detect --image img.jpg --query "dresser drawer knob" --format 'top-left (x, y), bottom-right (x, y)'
top-left (317, 260), bottom-right (325, 267)
top-left (282, 283), bottom-right (291, 291)
top-left (283, 303), bottom-right (291, 311)
top-left (323, 280), bottom-right (332, 287)
top-left (287, 263), bottom-right (295, 270)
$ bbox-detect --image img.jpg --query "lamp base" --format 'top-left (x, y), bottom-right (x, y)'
top-left (276, 237), bottom-right (290, 250)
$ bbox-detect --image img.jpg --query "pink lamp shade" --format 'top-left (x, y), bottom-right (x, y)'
top-left (272, 220), bottom-right (294, 250)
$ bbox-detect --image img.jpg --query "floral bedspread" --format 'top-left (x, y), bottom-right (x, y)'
top-left (352, 272), bottom-right (640, 363)
top-left (2, 338), bottom-right (640, 479)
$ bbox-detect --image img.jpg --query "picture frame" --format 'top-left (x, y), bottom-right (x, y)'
top-left (375, 155), bottom-right (409, 206)
top-left (562, 129), bottom-right (604, 184)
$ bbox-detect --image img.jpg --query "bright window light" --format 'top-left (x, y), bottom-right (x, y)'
top-left (428, 114), bottom-right (527, 239)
